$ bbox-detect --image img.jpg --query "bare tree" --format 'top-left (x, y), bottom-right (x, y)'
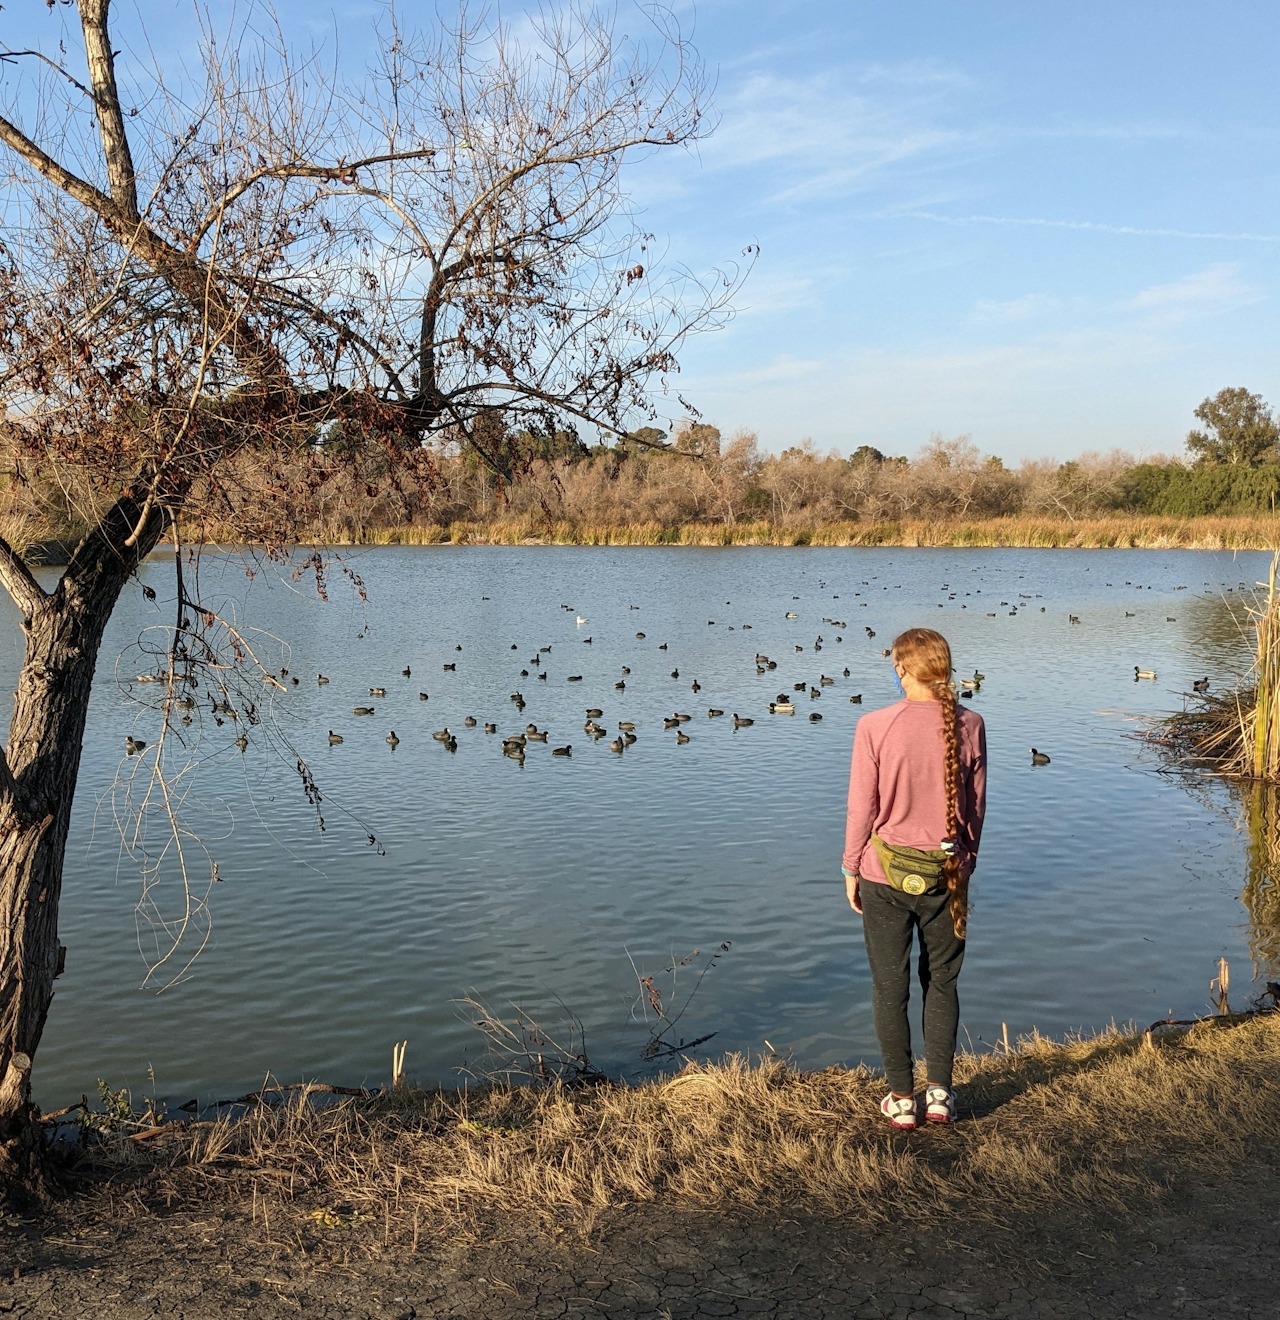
top-left (341, 9), bottom-right (738, 471)
top-left (0, 0), bottom-right (726, 1184)
top-left (1021, 451), bottom-right (1133, 522)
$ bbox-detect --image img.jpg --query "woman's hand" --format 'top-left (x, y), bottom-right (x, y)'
top-left (844, 872), bottom-right (862, 914)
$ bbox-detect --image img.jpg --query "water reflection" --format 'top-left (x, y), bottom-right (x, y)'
top-left (1244, 783), bottom-right (1280, 975)
top-left (1165, 583), bottom-right (1280, 977)
top-left (0, 545), bottom-right (1273, 1107)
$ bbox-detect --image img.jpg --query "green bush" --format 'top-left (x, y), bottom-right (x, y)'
top-left (743, 486), bottom-right (771, 515)
top-left (1119, 463), bottom-right (1280, 515)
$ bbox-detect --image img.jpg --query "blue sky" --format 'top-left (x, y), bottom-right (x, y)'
top-left (651, 0), bottom-right (1280, 459)
top-left (7, 1), bottom-right (1280, 460)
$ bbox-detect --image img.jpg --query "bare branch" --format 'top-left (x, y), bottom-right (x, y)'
top-left (0, 537), bottom-right (47, 619)
top-left (190, 149), bottom-right (446, 251)
top-left (0, 110), bottom-right (117, 218)
top-left (0, 49), bottom-right (94, 100)
top-left (78, 0), bottom-right (141, 221)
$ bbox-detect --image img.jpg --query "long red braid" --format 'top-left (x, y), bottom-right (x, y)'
top-left (891, 628), bottom-right (968, 939)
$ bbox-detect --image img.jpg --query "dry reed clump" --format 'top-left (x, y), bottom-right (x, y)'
top-left (1151, 688), bottom-right (1255, 775)
top-left (1251, 554), bottom-right (1280, 780)
top-left (1147, 556), bottom-right (1280, 973)
top-left (100, 1014), bottom-right (1280, 1238)
top-left (0, 511), bottom-right (35, 556)
top-left (1154, 551), bottom-right (1280, 781)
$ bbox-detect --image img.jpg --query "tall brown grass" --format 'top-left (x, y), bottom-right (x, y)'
top-left (1155, 552), bottom-right (1280, 781)
top-left (327, 514), bottom-right (1280, 551)
top-left (98, 1013), bottom-right (1280, 1236)
top-left (1148, 556), bottom-right (1280, 971)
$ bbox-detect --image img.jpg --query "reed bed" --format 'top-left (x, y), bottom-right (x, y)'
top-left (0, 510), bottom-right (37, 556)
top-left (1152, 688), bottom-right (1255, 775)
top-left (1252, 555), bottom-right (1280, 780)
top-left (318, 514), bottom-right (1280, 551)
top-left (90, 1013), bottom-right (1280, 1238)
top-left (14, 512), bottom-right (1280, 559)
top-left (1154, 551), bottom-right (1280, 782)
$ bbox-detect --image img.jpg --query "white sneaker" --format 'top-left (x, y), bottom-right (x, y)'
top-left (880, 1092), bottom-right (918, 1130)
top-left (924, 1085), bottom-right (955, 1123)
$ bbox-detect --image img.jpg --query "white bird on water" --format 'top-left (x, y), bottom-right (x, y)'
top-left (576, 615), bottom-right (588, 626)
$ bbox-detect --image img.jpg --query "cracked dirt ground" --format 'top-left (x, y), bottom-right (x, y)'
top-left (0, 1151), bottom-right (1277, 1320)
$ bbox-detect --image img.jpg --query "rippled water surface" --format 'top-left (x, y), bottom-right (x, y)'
top-left (1, 546), bottom-right (1270, 1108)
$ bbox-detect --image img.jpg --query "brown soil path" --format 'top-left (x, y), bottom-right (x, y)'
top-left (0, 1151), bottom-right (1275, 1319)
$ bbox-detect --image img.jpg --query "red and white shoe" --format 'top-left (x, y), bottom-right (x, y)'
top-left (924, 1085), bottom-right (956, 1123)
top-left (880, 1092), bottom-right (918, 1130)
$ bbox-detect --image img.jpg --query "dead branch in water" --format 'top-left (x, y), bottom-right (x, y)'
top-left (1147, 687), bottom-right (1255, 778)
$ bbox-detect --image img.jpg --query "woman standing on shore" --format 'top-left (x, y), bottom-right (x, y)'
top-left (843, 627), bottom-right (987, 1129)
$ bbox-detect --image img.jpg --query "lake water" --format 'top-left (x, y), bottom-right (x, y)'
top-left (1, 545), bottom-right (1271, 1110)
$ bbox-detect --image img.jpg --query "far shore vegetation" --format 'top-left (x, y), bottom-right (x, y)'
top-left (11, 387), bottom-right (1280, 557)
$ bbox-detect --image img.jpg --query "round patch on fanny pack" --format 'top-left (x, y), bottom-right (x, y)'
top-left (901, 874), bottom-right (928, 895)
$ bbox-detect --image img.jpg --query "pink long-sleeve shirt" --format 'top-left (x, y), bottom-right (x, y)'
top-left (843, 699), bottom-right (987, 884)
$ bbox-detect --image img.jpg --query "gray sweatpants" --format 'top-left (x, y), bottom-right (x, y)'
top-left (860, 878), bottom-right (966, 1094)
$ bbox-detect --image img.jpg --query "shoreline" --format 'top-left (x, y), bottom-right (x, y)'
top-left (7, 1012), bottom-right (1279, 1317)
top-left (49, 1011), bottom-right (1279, 1226)
top-left (17, 514), bottom-right (1280, 565)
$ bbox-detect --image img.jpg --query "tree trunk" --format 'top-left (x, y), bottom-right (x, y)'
top-left (0, 499), bottom-right (163, 1191)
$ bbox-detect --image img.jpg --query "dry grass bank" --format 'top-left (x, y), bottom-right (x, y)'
top-left (83, 1012), bottom-right (1280, 1239)
top-left (330, 514), bottom-right (1280, 550)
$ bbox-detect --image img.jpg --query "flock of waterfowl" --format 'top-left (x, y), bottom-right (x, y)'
top-left (313, 610), bottom-right (879, 765)
top-left (290, 571), bottom-right (1028, 768)
top-left (123, 566), bottom-right (1231, 770)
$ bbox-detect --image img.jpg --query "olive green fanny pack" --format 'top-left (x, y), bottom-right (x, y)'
top-left (870, 834), bottom-right (951, 896)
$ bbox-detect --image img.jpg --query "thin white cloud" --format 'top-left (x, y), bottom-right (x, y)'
top-left (854, 60), bottom-right (977, 92)
top-left (972, 293), bottom-right (1062, 324)
top-left (694, 66), bottom-right (980, 204)
top-left (731, 269), bottom-right (822, 317)
top-left (965, 265), bottom-right (1259, 333)
top-left (684, 331), bottom-right (1187, 458)
top-left (898, 211), bottom-right (1280, 243)
top-left (1127, 263), bottom-right (1263, 327)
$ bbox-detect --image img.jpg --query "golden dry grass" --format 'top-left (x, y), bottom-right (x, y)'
top-left (1252, 554), bottom-right (1280, 780)
top-left (0, 510), bottom-right (38, 556)
top-left (13, 511), bottom-right (1280, 559)
top-left (96, 1013), bottom-right (1280, 1239)
top-left (329, 514), bottom-right (1280, 550)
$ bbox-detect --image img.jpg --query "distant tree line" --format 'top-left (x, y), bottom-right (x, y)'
top-left (389, 386), bottom-right (1280, 530)
top-left (6, 388), bottom-right (1280, 548)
